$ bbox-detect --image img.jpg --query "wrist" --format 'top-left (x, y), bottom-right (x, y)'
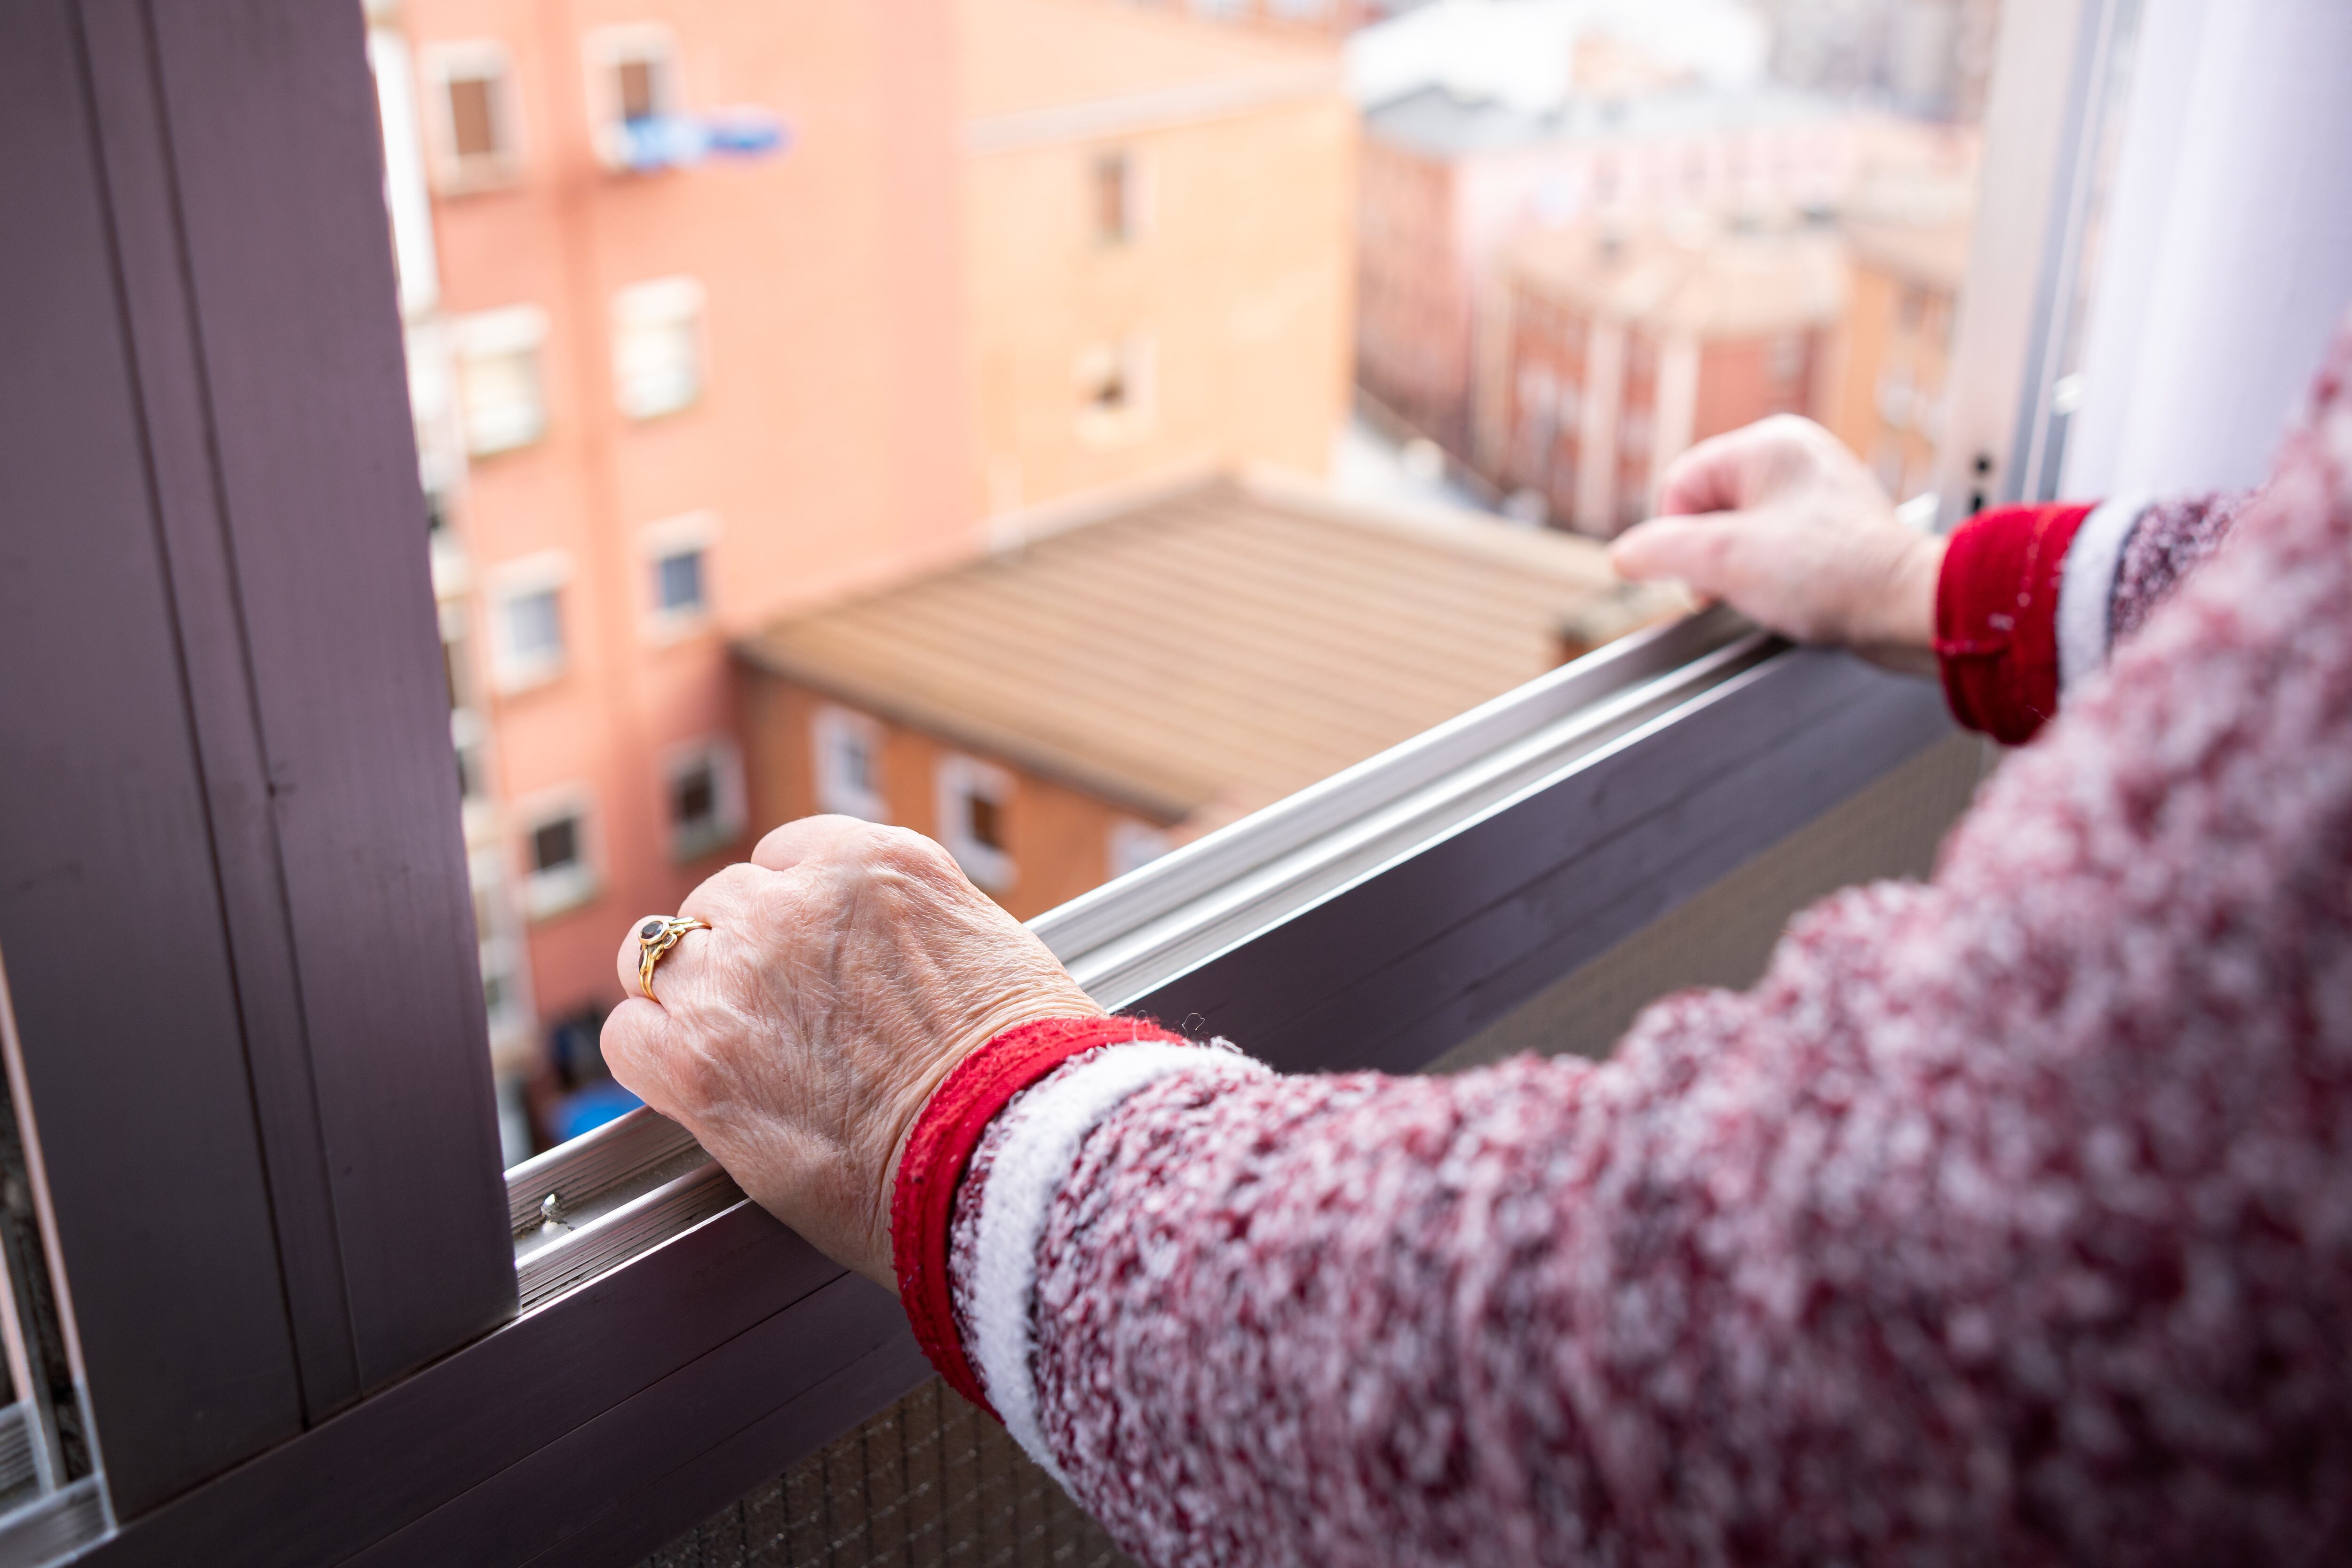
top-left (872, 991), bottom-right (1106, 1284)
top-left (1851, 532), bottom-right (1946, 668)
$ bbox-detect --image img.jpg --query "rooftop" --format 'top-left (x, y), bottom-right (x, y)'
top-left (1510, 219), bottom-right (1850, 337)
top-left (962, 0), bottom-right (1339, 129)
top-left (1365, 82), bottom-right (1848, 160)
top-left (1348, 0), bottom-right (1769, 114)
top-left (739, 475), bottom-right (1678, 825)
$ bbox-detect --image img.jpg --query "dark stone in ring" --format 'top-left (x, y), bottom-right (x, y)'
top-left (639, 919), bottom-right (664, 941)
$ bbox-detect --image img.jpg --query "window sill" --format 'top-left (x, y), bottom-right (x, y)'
top-left (78, 619), bottom-right (1955, 1568)
top-left (671, 821), bottom-right (742, 865)
top-left (644, 609), bottom-right (713, 647)
top-left (523, 870), bottom-right (600, 923)
top-left (492, 660), bottom-right (567, 697)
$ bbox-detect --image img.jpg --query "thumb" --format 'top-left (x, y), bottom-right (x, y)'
top-left (1608, 512), bottom-right (1747, 595)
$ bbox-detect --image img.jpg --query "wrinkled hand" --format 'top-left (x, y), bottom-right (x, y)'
top-left (601, 818), bottom-right (1101, 1289)
top-left (1609, 416), bottom-right (1944, 673)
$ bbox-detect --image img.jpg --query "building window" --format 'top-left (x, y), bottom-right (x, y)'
top-left (1074, 334), bottom-right (1156, 446)
top-left (1108, 820), bottom-right (1171, 879)
top-left (424, 42), bottom-right (520, 191)
top-left (812, 705), bottom-right (888, 822)
top-left (667, 737), bottom-right (745, 861)
top-left (454, 305), bottom-right (549, 455)
top-left (935, 754), bottom-right (1014, 892)
top-left (612, 276), bottom-right (705, 419)
top-left (588, 25), bottom-right (679, 169)
top-left (1092, 150), bottom-right (1141, 245)
top-left (489, 551), bottom-right (572, 691)
top-left (656, 549), bottom-right (703, 614)
top-left (518, 791), bottom-right (597, 919)
top-left (639, 511), bottom-right (717, 641)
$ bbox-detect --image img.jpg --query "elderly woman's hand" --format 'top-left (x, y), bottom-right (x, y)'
top-left (1609, 415), bottom-right (1944, 673)
top-left (600, 817), bottom-right (1101, 1289)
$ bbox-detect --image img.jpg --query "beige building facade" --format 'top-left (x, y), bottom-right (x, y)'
top-left (962, 0), bottom-right (1357, 517)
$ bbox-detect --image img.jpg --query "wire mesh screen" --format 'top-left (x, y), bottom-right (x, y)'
top-left (639, 1377), bottom-right (1135, 1568)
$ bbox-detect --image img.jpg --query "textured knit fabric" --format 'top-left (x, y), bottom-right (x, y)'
top-left (938, 334), bottom-right (2352, 1566)
top-left (2109, 491), bottom-right (2257, 646)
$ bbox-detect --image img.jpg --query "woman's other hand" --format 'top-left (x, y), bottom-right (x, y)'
top-left (600, 817), bottom-right (1102, 1289)
top-left (1609, 415), bottom-right (1944, 674)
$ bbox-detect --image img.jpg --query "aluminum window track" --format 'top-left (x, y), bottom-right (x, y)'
top-left (496, 605), bottom-right (1896, 1296)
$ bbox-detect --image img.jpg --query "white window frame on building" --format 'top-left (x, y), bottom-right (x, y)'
top-left (665, 736), bottom-right (747, 864)
top-left (2, 2), bottom-right (2280, 1563)
top-left (812, 705), bottom-right (890, 822)
top-left (514, 784), bottom-right (600, 921)
top-left (452, 303), bottom-right (550, 456)
top-left (419, 39), bottom-right (523, 193)
top-left (612, 275), bottom-right (707, 420)
top-left (639, 510), bottom-right (718, 642)
top-left (935, 754), bottom-right (1016, 893)
top-left (585, 23), bottom-right (681, 169)
top-left (486, 549), bottom-right (573, 692)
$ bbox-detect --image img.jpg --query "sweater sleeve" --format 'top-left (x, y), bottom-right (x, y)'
top-left (893, 339), bottom-right (2352, 1566)
top-left (1934, 492), bottom-right (2254, 744)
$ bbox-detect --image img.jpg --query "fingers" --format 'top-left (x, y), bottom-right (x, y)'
top-left (1609, 513), bottom-right (1745, 592)
top-left (1654, 430), bottom-right (1756, 519)
top-left (609, 863), bottom-right (756, 1007)
top-left (751, 813), bottom-right (877, 874)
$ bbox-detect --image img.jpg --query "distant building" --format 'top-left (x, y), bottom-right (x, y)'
top-left (1820, 217), bottom-right (1971, 500)
top-left (739, 477), bottom-right (1679, 916)
top-left (1356, 85), bottom-right (1856, 458)
top-left (962, 0), bottom-right (1357, 516)
top-left (1485, 220), bottom-right (1848, 534)
top-left (1754, 0), bottom-right (2001, 123)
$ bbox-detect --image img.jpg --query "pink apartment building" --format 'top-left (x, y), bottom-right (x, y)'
top-left (1485, 220), bottom-right (1847, 534)
top-left (1356, 84), bottom-right (1859, 462)
top-left (369, 0), bottom-right (973, 1152)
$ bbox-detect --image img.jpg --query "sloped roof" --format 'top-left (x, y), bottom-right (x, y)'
top-left (738, 477), bottom-right (1675, 824)
top-left (1510, 219), bottom-right (1849, 338)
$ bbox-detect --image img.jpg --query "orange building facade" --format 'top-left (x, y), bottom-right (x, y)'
top-left (1818, 219), bottom-right (1971, 501)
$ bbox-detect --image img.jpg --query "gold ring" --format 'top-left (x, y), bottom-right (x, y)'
top-left (634, 915), bottom-right (709, 1002)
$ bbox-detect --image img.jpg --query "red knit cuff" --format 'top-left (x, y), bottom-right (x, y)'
top-left (888, 1014), bottom-right (1187, 1416)
top-left (1934, 501), bottom-right (2096, 745)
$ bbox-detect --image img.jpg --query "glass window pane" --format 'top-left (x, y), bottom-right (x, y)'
top-left (655, 550), bottom-right (703, 613)
top-left (372, 0), bottom-right (2034, 1163)
top-left (447, 74), bottom-right (499, 160)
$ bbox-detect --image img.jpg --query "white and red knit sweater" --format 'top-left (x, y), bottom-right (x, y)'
top-left (889, 327), bottom-right (2352, 1567)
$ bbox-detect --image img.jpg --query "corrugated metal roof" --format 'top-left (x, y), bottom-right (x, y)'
top-left (738, 477), bottom-right (1678, 824)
